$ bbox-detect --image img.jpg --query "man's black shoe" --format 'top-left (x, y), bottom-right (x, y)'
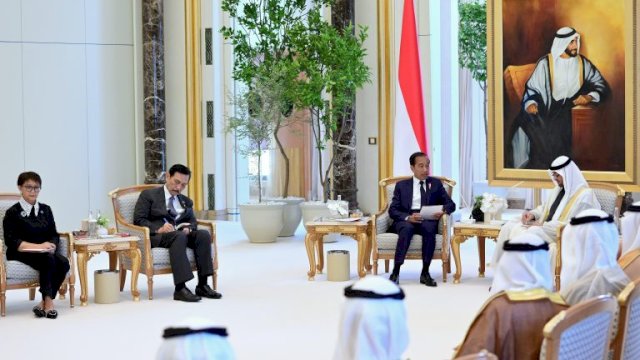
top-left (389, 273), bottom-right (399, 285)
top-left (196, 284), bottom-right (222, 299)
top-left (173, 287), bottom-right (201, 302)
top-left (420, 274), bottom-right (437, 287)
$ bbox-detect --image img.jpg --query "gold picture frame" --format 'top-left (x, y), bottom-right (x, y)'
top-left (487, 0), bottom-right (639, 190)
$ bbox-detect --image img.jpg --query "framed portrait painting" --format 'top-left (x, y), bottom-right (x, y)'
top-left (487, 0), bottom-right (639, 190)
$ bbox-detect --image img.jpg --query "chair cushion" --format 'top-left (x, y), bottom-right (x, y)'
top-left (5, 260), bottom-right (71, 286)
top-left (116, 192), bottom-right (141, 223)
top-left (557, 311), bottom-right (613, 359)
top-left (376, 233), bottom-right (443, 255)
top-left (5, 260), bottom-right (39, 284)
top-left (593, 188), bottom-right (617, 215)
top-left (623, 296), bottom-right (640, 359)
top-left (121, 246), bottom-right (215, 271)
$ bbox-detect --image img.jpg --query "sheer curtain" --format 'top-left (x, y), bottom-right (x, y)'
top-left (458, 68), bottom-right (485, 209)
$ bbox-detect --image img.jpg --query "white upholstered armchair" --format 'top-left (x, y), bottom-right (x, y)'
top-left (541, 295), bottom-right (618, 359)
top-left (0, 193), bottom-right (75, 316)
top-left (372, 176), bottom-right (456, 282)
top-left (109, 185), bottom-right (218, 300)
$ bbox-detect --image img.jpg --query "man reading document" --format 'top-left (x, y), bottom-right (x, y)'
top-left (134, 164), bottom-right (221, 302)
top-left (388, 152), bottom-right (456, 286)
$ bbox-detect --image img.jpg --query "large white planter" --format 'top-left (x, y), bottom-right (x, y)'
top-left (300, 201), bottom-right (338, 243)
top-left (239, 202), bottom-right (285, 243)
top-left (265, 197), bottom-right (304, 237)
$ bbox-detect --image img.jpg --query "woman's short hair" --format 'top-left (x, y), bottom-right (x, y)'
top-left (17, 171), bottom-right (42, 186)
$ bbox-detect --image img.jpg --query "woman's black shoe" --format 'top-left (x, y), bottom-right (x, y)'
top-left (32, 306), bottom-right (45, 318)
top-left (45, 309), bottom-right (58, 319)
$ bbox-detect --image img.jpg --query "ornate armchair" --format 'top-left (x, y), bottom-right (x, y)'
top-left (109, 185), bottom-right (218, 300)
top-left (619, 249), bottom-right (640, 281)
top-left (0, 193), bottom-right (75, 316)
top-left (554, 182), bottom-right (625, 291)
top-left (611, 279), bottom-right (640, 360)
top-left (540, 294), bottom-right (618, 360)
top-left (372, 176), bottom-right (455, 282)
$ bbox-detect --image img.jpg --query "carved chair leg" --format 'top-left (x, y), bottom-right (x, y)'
top-left (212, 271), bottom-right (218, 291)
top-left (373, 259), bottom-right (379, 275)
top-left (148, 277), bottom-right (154, 300)
top-left (70, 283), bottom-right (75, 308)
top-left (442, 262), bottom-right (448, 282)
top-left (119, 265), bottom-right (127, 292)
top-left (58, 283), bottom-right (67, 299)
top-left (29, 288), bottom-right (36, 301)
top-left (1, 291), bottom-right (5, 316)
top-left (384, 260), bottom-right (390, 273)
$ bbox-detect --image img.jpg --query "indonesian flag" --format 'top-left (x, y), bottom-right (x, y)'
top-left (393, 0), bottom-right (429, 175)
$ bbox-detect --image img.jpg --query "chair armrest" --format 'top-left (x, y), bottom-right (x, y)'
top-left (439, 214), bottom-right (451, 259)
top-left (0, 238), bottom-right (6, 285)
top-left (116, 221), bottom-right (151, 259)
top-left (58, 232), bottom-right (75, 285)
top-left (197, 220), bottom-right (218, 271)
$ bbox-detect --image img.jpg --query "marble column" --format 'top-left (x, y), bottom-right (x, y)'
top-left (331, 0), bottom-right (358, 209)
top-left (142, 0), bottom-right (166, 183)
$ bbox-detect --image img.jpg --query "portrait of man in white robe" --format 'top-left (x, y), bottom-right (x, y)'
top-left (508, 27), bottom-right (610, 169)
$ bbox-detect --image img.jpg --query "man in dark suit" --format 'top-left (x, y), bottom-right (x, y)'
top-left (389, 152), bottom-right (456, 286)
top-left (134, 164), bottom-right (221, 302)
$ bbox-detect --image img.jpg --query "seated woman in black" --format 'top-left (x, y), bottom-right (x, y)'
top-left (2, 172), bottom-right (69, 319)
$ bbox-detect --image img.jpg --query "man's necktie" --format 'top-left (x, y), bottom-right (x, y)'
top-left (419, 181), bottom-right (428, 206)
top-left (29, 206), bottom-right (36, 218)
top-left (546, 188), bottom-right (565, 221)
top-left (168, 196), bottom-right (178, 219)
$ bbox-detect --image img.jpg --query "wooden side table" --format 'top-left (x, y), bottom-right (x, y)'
top-left (74, 236), bottom-right (141, 306)
top-left (304, 218), bottom-right (373, 280)
top-left (451, 222), bottom-right (502, 284)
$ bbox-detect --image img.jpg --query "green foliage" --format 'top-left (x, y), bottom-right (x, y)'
top-left (225, 65), bottom-right (292, 202)
top-left (221, 0), bottom-right (333, 197)
top-left (472, 195), bottom-right (483, 210)
top-left (458, 0), bottom-right (487, 87)
top-left (288, 9), bottom-right (371, 200)
top-left (96, 215), bottom-right (109, 227)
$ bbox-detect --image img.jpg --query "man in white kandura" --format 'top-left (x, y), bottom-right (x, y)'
top-left (492, 155), bottom-right (600, 267)
top-left (334, 276), bottom-right (409, 360)
top-left (157, 317), bottom-right (235, 360)
top-left (560, 209), bottom-right (630, 305)
top-left (455, 233), bottom-right (567, 360)
top-left (620, 201), bottom-right (640, 256)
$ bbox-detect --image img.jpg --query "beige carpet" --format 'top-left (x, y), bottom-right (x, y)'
top-left (1, 217), bottom-right (498, 359)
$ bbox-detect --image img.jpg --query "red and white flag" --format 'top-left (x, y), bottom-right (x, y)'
top-left (393, 0), bottom-right (429, 175)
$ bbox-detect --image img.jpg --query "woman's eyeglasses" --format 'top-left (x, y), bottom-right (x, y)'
top-left (23, 186), bottom-right (41, 193)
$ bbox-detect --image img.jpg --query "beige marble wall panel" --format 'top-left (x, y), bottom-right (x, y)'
top-left (22, 0), bottom-right (85, 43)
top-left (0, 0), bottom-right (21, 41)
top-left (0, 44), bottom-right (24, 190)
top-left (85, 0), bottom-right (133, 45)
top-left (22, 43), bottom-right (89, 230)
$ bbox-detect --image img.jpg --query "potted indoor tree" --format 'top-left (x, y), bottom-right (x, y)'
top-left (221, 0), bottom-right (333, 236)
top-left (226, 70), bottom-right (287, 243)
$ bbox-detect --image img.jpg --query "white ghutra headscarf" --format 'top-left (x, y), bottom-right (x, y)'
top-left (550, 27), bottom-right (580, 62)
top-left (560, 209), bottom-right (628, 299)
top-left (490, 232), bottom-right (553, 295)
top-left (157, 317), bottom-right (235, 360)
top-left (334, 276), bottom-right (409, 360)
top-left (621, 202), bottom-right (640, 255)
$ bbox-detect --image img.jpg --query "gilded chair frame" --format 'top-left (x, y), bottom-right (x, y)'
top-left (109, 185), bottom-right (218, 300)
top-left (619, 248), bottom-right (640, 278)
top-left (541, 294), bottom-right (618, 359)
top-left (612, 279), bottom-right (640, 360)
top-left (0, 193), bottom-right (75, 317)
top-left (554, 182), bottom-right (625, 291)
top-left (372, 176), bottom-right (456, 281)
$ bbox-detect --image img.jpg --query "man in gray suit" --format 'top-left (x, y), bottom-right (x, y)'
top-left (134, 164), bottom-right (221, 302)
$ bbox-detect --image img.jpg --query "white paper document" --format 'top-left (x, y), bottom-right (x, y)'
top-left (22, 248), bottom-right (49, 253)
top-left (420, 205), bottom-right (443, 220)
